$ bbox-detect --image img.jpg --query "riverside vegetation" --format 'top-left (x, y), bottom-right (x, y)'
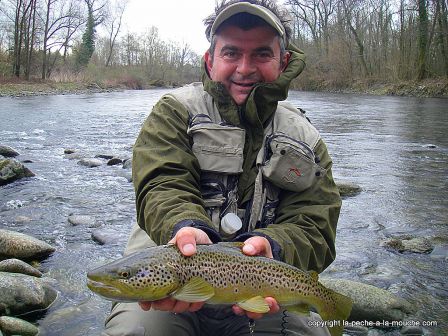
top-left (1, 0), bottom-right (447, 98)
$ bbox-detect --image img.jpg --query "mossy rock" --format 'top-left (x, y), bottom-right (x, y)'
top-left (335, 180), bottom-right (362, 197)
top-left (0, 158), bottom-right (35, 186)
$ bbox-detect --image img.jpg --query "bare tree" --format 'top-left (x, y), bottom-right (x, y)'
top-left (24, 0), bottom-right (37, 79)
top-left (417, 0), bottom-right (428, 79)
top-left (286, 0), bottom-right (336, 56)
top-left (104, 0), bottom-right (127, 67)
top-left (41, 0), bottom-right (85, 79)
top-left (340, 0), bottom-right (371, 76)
top-left (12, 0), bottom-right (33, 77)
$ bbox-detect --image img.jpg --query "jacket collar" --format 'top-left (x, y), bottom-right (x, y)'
top-left (201, 43), bottom-right (306, 129)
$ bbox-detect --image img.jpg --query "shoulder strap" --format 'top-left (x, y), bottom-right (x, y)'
top-left (168, 82), bottom-right (223, 123)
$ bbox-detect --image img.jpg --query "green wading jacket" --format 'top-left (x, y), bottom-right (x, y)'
top-left (132, 44), bottom-right (341, 273)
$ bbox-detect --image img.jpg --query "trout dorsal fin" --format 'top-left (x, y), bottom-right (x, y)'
top-left (237, 296), bottom-right (270, 313)
top-left (172, 277), bottom-right (215, 302)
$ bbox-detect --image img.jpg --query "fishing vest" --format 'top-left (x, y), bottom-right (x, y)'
top-left (168, 83), bottom-right (325, 240)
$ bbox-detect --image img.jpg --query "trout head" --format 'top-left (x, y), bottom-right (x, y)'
top-left (87, 248), bottom-right (180, 302)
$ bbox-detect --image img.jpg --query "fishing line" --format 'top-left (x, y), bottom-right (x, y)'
top-left (248, 318), bottom-right (255, 335)
top-left (280, 309), bottom-right (288, 335)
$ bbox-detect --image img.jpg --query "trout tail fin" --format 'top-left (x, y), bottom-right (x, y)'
top-left (318, 288), bottom-right (352, 336)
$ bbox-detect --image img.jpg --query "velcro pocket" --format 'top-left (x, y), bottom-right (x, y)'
top-left (262, 133), bottom-right (326, 192)
top-left (187, 123), bottom-right (245, 174)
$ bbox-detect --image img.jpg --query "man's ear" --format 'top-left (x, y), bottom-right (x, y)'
top-left (204, 50), bottom-right (213, 73)
top-left (281, 51), bottom-right (291, 71)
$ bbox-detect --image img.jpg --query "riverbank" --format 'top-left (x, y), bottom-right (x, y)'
top-left (0, 80), bottom-right (125, 97)
top-left (0, 78), bottom-right (447, 98)
top-left (294, 78), bottom-right (448, 98)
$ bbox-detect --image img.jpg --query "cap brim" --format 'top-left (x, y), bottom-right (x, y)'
top-left (210, 2), bottom-right (285, 40)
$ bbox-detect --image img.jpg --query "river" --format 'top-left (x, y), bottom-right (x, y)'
top-left (0, 89), bottom-right (447, 335)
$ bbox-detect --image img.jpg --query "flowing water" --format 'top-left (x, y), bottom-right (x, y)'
top-left (0, 89), bottom-right (447, 335)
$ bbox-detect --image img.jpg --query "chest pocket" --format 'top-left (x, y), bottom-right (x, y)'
top-left (261, 132), bottom-right (326, 192)
top-left (187, 120), bottom-right (245, 174)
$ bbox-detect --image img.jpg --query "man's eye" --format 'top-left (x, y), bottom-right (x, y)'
top-left (255, 52), bottom-right (273, 59)
top-left (223, 52), bottom-right (237, 58)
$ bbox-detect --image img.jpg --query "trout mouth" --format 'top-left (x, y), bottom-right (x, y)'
top-left (87, 279), bottom-right (122, 295)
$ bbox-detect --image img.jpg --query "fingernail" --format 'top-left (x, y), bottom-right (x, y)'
top-left (183, 243), bottom-right (195, 255)
top-left (243, 244), bottom-right (255, 254)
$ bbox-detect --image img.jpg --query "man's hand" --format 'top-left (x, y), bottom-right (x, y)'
top-left (232, 236), bottom-right (280, 319)
top-left (168, 226), bottom-right (213, 256)
top-left (138, 227), bottom-right (212, 312)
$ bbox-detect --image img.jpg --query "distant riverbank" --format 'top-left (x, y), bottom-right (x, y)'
top-left (1, 78), bottom-right (447, 98)
top-left (294, 78), bottom-right (448, 98)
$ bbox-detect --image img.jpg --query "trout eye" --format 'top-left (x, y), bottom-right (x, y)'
top-left (118, 270), bottom-right (130, 279)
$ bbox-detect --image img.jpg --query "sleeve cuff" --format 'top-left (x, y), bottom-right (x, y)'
top-left (172, 219), bottom-right (222, 243)
top-left (233, 232), bottom-right (282, 261)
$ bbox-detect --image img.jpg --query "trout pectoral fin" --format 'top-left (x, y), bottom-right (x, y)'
top-left (237, 296), bottom-right (270, 313)
top-left (172, 277), bottom-right (215, 302)
top-left (287, 303), bottom-right (311, 316)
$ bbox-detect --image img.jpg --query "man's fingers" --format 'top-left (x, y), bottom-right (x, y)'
top-left (175, 229), bottom-right (197, 256)
top-left (172, 300), bottom-right (191, 314)
top-left (169, 227), bottom-right (213, 257)
top-left (139, 299), bottom-right (205, 314)
top-left (188, 301), bottom-right (205, 312)
top-left (138, 301), bottom-right (152, 311)
top-left (151, 298), bottom-right (176, 311)
top-left (265, 297), bottom-right (280, 314)
top-left (243, 236), bottom-right (273, 258)
top-left (231, 296), bottom-right (279, 318)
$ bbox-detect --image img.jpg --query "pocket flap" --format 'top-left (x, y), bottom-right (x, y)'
top-left (262, 134), bottom-right (326, 192)
top-left (188, 123), bottom-right (245, 174)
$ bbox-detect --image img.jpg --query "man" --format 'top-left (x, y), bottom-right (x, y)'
top-left (103, 0), bottom-right (341, 335)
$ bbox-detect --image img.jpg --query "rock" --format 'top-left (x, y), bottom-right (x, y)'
top-left (122, 159), bottom-right (132, 169)
top-left (77, 158), bottom-right (102, 168)
top-left (64, 152), bottom-right (84, 160)
top-left (343, 325), bottom-right (369, 335)
top-left (37, 300), bottom-right (103, 335)
top-left (67, 214), bottom-right (97, 227)
top-left (0, 259), bottom-right (42, 277)
top-left (400, 324), bottom-right (424, 335)
top-left (0, 316), bottom-right (38, 336)
top-left (0, 158), bottom-right (35, 186)
top-left (381, 237), bottom-right (434, 254)
top-left (107, 157), bottom-right (123, 166)
top-left (14, 215), bottom-right (32, 223)
top-left (320, 278), bottom-right (413, 322)
top-left (0, 272), bottom-right (58, 316)
top-left (95, 154), bottom-right (114, 160)
top-left (117, 170), bottom-right (132, 182)
top-left (91, 227), bottom-right (122, 245)
top-left (367, 330), bottom-right (386, 336)
top-left (0, 229), bottom-right (55, 260)
top-left (430, 245), bottom-right (448, 260)
top-left (335, 180), bottom-right (362, 197)
top-left (63, 148), bottom-right (76, 154)
top-left (0, 145), bottom-right (20, 157)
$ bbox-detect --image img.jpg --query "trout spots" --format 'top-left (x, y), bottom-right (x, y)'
top-left (121, 264), bottom-right (176, 290)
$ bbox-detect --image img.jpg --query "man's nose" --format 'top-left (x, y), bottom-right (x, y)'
top-left (236, 55), bottom-right (256, 76)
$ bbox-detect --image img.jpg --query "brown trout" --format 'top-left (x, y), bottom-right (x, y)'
top-left (87, 243), bottom-right (352, 336)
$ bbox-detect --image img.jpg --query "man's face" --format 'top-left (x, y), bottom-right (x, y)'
top-left (205, 25), bottom-right (290, 106)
